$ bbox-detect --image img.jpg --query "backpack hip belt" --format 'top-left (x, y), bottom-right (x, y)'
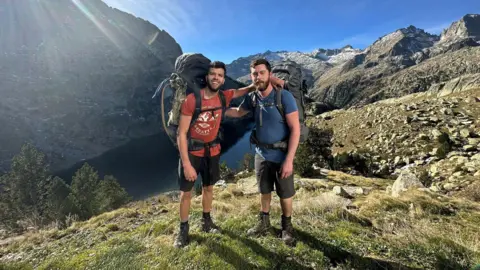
top-left (249, 130), bottom-right (288, 152)
top-left (188, 137), bottom-right (222, 155)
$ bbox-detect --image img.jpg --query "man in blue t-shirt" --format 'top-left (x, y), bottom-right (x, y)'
top-left (226, 58), bottom-right (301, 245)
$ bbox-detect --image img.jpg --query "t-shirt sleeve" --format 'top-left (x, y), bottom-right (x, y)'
top-left (282, 90), bottom-right (298, 115)
top-left (239, 93), bottom-right (253, 112)
top-left (180, 93), bottom-right (195, 116)
top-left (223, 89), bottom-right (236, 106)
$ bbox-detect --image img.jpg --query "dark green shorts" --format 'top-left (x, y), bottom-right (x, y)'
top-left (255, 154), bottom-right (295, 199)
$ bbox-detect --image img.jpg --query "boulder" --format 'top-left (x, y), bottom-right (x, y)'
top-left (391, 169), bottom-right (425, 197)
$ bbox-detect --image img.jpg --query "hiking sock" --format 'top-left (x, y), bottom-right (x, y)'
top-left (261, 211), bottom-right (269, 216)
top-left (281, 215), bottom-right (292, 229)
top-left (180, 220), bottom-right (189, 227)
top-left (203, 212), bottom-right (211, 219)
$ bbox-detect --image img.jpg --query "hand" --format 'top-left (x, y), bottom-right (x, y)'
top-left (280, 159), bottom-right (293, 179)
top-left (270, 75), bottom-right (283, 88)
top-left (183, 164), bottom-right (197, 181)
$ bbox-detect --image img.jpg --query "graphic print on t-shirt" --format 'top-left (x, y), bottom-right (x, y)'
top-left (192, 109), bottom-right (220, 136)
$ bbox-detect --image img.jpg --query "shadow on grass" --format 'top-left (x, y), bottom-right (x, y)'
top-left (209, 229), bottom-right (312, 270)
top-left (295, 229), bottom-right (422, 270)
top-left (189, 233), bottom-right (259, 270)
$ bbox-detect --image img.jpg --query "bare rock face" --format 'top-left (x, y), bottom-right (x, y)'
top-left (362, 25), bottom-right (439, 69)
top-left (0, 0), bottom-right (183, 172)
top-left (440, 14), bottom-right (480, 42)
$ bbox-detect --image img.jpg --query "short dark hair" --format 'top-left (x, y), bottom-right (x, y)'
top-left (209, 61), bottom-right (226, 74)
top-left (250, 58), bottom-right (271, 72)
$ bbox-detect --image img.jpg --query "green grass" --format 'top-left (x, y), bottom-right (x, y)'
top-left (1, 172), bottom-right (480, 270)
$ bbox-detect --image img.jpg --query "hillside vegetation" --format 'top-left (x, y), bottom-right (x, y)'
top-left (1, 169), bottom-right (479, 269)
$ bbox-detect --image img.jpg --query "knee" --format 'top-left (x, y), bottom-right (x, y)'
top-left (203, 185), bottom-right (214, 193)
top-left (180, 191), bottom-right (192, 201)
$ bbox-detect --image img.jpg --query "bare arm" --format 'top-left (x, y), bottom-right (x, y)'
top-left (225, 107), bottom-right (250, 118)
top-left (177, 113), bottom-right (193, 167)
top-left (270, 76), bottom-right (286, 89)
top-left (284, 111), bottom-right (300, 162)
top-left (232, 84), bottom-right (255, 99)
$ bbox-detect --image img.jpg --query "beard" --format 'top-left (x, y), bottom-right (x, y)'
top-left (255, 78), bottom-right (270, 92)
top-left (206, 80), bottom-right (221, 92)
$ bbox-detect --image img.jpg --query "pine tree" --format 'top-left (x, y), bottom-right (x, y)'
top-left (95, 175), bottom-right (131, 213)
top-left (8, 143), bottom-right (49, 226)
top-left (41, 176), bottom-right (73, 225)
top-left (68, 163), bottom-right (100, 219)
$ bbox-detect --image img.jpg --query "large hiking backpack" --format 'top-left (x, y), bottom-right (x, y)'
top-left (152, 53), bottom-right (227, 152)
top-left (249, 60), bottom-right (309, 149)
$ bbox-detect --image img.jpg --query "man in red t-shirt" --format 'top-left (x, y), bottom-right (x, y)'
top-left (173, 61), bottom-right (256, 248)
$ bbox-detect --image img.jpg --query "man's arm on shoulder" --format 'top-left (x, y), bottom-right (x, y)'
top-left (270, 75), bottom-right (286, 89)
top-left (231, 84), bottom-right (255, 99)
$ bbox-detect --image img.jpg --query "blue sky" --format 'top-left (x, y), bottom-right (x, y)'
top-left (102, 0), bottom-right (480, 64)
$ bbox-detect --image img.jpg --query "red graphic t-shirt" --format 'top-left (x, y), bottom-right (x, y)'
top-left (181, 89), bottom-right (235, 157)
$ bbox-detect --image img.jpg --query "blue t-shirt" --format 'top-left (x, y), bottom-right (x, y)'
top-left (240, 89), bottom-right (298, 163)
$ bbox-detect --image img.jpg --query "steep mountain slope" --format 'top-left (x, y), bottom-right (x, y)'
top-left (0, 0), bottom-right (182, 172)
top-left (311, 14), bottom-right (480, 108)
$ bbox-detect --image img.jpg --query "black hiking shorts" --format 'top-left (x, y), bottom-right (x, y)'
top-left (178, 153), bottom-right (220, 192)
top-left (255, 154), bottom-right (295, 199)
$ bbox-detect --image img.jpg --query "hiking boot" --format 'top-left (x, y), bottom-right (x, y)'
top-left (201, 215), bottom-right (221, 233)
top-left (281, 215), bottom-right (296, 246)
top-left (173, 222), bottom-right (189, 248)
top-left (247, 212), bottom-right (271, 236)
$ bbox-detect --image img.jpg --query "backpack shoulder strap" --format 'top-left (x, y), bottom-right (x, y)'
top-left (275, 87), bottom-right (285, 121)
top-left (248, 91), bottom-right (257, 108)
top-left (218, 90), bottom-right (227, 123)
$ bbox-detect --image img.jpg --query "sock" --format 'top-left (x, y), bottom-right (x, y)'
top-left (203, 212), bottom-right (211, 219)
top-left (281, 215), bottom-right (292, 226)
top-left (180, 220), bottom-right (189, 227)
top-left (261, 211), bottom-right (269, 216)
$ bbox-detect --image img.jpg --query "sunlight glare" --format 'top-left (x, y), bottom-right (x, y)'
top-left (71, 0), bottom-right (121, 49)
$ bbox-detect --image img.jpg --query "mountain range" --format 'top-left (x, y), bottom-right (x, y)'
top-left (226, 14), bottom-right (480, 109)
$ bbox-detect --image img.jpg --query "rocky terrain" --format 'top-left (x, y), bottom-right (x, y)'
top-left (310, 88), bottom-right (480, 196)
top-left (0, 0), bottom-right (183, 173)
top-left (226, 46), bottom-right (361, 85)
top-left (312, 14), bottom-right (480, 108)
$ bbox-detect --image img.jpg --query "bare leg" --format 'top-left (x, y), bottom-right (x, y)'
top-left (179, 191), bottom-right (192, 222)
top-left (202, 185), bottom-right (214, 213)
top-left (280, 197), bottom-right (293, 217)
top-left (261, 193), bottom-right (272, 213)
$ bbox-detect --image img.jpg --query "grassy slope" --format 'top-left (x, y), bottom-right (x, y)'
top-left (1, 171), bottom-right (479, 270)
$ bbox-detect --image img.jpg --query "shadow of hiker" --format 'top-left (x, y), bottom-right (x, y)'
top-left (189, 234), bottom-right (258, 270)
top-left (220, 229), bottom-right (312, 270)
top-left (295, 229), bottom-right (422, 270)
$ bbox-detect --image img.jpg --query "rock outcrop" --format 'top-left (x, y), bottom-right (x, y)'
top-left (311, 87), bottom-right (480, 195)
top-left (0, 0), bottom-right (182, 172)
top-left (440, 14), bottom-right (480, 42)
